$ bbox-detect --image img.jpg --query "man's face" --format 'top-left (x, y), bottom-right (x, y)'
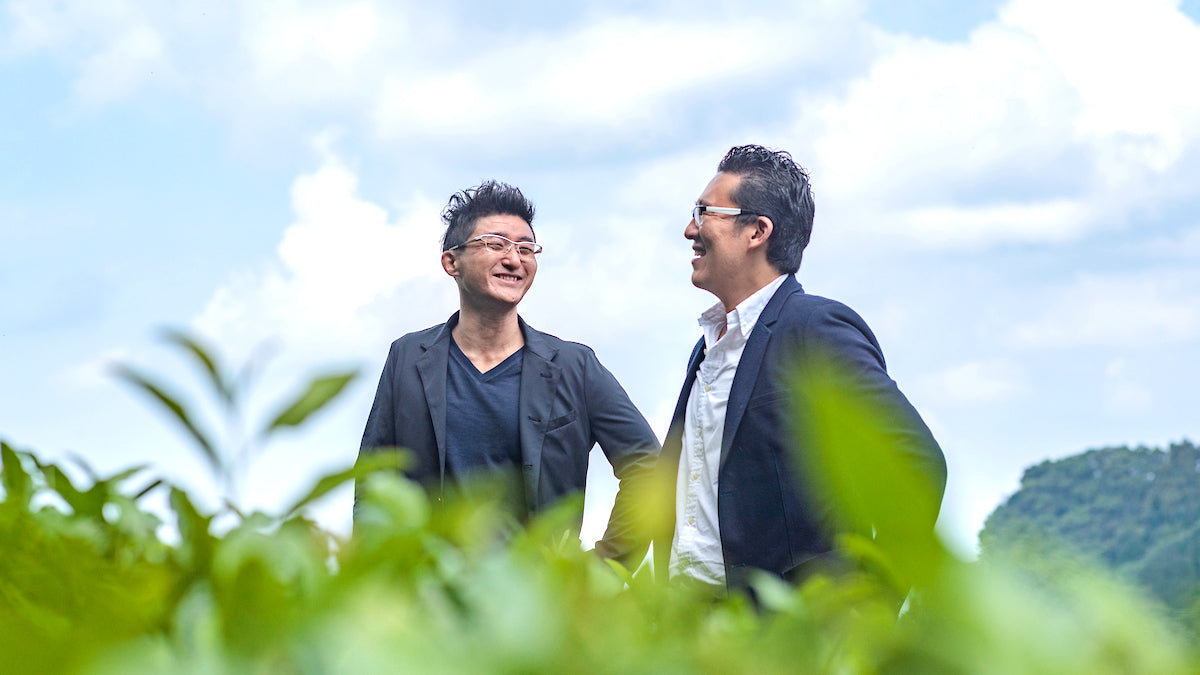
top-left (685, 172), bottom-right (752, 300)
top-left (444, 214), bottom-right (538, 309)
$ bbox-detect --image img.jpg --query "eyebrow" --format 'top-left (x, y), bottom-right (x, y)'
top-left (483, 232), bottom-right (536, 242)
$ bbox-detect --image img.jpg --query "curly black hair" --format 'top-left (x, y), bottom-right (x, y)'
top-left (440, 180), bottom-right (536, 251)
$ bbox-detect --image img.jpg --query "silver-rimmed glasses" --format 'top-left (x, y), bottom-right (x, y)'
top-left (692, 205), bottom-right (764, 226)
top-left (450, 234), bottom-right (543, 259)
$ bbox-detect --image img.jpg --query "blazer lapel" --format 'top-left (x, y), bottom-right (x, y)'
top-left (720, 276), bottom-right (802, 469)
top-left (416, 314), bottom-right (456, 489)
top-left (517, 319), bottom-right (560, 511)
top-left (663, 338), bottom-right (706, 465)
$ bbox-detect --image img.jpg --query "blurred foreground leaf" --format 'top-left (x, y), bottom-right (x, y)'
top-left (110, 364), bottom-right (220, 475)
top-left (262, 370), bottom-right (357, 434)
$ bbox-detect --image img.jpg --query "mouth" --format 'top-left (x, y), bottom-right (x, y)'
top-left (494, 273), bottom-right (522, 282)
top-left (691, 245), bottom-right (706, 261)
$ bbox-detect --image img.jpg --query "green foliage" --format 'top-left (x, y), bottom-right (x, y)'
top-left (3, 439), bottom-right (1196, 674)
top-left (4, 332), bottom-right (1199, 673)
top-left (262, 372), bottom-right (356, 434)
top-left (980, 440), bottom-right (1200, 618)
top-left (110, 328), bottom-right (358, 507)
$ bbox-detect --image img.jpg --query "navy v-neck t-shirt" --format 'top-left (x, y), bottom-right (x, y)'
top-left (445, 338), bottom-right (526, 517)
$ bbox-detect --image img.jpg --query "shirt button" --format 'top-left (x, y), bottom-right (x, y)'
top-left (704, 385), bottom-right (710, 392)
top-left (687, 516), bottom-right (695, 525)
top-left (691, 472), bottom-right (699, 480)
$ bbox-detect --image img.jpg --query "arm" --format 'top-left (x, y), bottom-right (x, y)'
top-left (796, 301), bottom-right (947, 530)
top-left (354, 346), bottom-right (399, 520)
top-left (581, 350), bottom-right (661, 569)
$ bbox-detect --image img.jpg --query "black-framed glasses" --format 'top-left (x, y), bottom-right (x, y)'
top-left (449, 234), bottom-right (543, 259)
top-left (692, 205), bottom-right (764, 226)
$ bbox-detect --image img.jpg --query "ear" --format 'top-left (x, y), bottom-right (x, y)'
top-left (441, 250), bottom-right (459, 277)
top-left (746, 216), bottom-right (774, 252)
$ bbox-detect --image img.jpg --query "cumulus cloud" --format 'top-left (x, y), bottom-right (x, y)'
top-left (4, 0), bottom-right (872, 154)
top-left (5, 0), bottom-right (180, 102)
top-left (193, 139), bottom-right (450, 360)
top-left (370, 10), bottom-right (856, 150)
top-left (806, 0), bottom-right (1200, 251)
top-left (918, 359), bottom-right (1025, 406)
top-left (1010, 271), bottom-right (1200, 349)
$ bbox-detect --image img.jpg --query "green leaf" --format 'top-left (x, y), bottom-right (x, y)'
top-left (42, 463), bottom-right (102, 518)
top-left (170, 486), bottom-right (215, 572)
top-left (110, 363), bottom-right (222, 476)
top-left (261, 370), bottom-right (358, 434)
top-left (133, 478), bottom-right (164, 500)
top-left (161, 328), bottom-right (234, 407)
top-left (2, 441), bottom-right (33, 508)
top-left (788, 350), bottom-right (948, 589)
top-left (281, 450), bottom-right (407, 519)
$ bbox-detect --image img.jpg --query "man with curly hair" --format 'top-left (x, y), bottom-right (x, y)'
top-left (358, 181), bottom-right (659, 567)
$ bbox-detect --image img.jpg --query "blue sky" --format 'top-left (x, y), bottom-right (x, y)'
top-left (3, 0), bottom-right (1200, 554)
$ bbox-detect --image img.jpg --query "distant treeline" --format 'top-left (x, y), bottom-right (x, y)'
top-left (980, 439), bottom-right (1200, 620)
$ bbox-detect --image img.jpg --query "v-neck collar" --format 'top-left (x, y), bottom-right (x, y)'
top-left (450, 337), bottom-right (523, 380)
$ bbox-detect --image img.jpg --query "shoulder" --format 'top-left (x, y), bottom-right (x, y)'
top-left (773, 290), bottom-right (881, 352)
top-left (524, 324), bottom-right (599, 364)
top-left (386, 322), bottom-right (450, 358)
top-left (777, 290), bottom-right (866, 328)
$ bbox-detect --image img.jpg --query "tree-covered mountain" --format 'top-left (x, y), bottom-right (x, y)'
top-left (980, 439), bottom-right (1200, 618)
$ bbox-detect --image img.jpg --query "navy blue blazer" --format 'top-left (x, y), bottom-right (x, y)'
top-left (357, 313), bottom-right (660, 565)
top-left (656, 276), bottom-right (946, 589)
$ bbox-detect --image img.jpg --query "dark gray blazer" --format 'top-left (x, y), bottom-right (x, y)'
top-left (358, 312), bottom-right (660, 565)
top-left (656, 275), bottom-right (946, 589)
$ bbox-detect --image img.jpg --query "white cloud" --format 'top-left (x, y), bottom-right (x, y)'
top-left (807, 0), bottom-right (1200, 251)
top-left (899, 199), bottom-right (1092, 249)
top-left (5, 0), bottom-right (872, 152)
top-left (1010, 271), bottom-right (1200, 349)
top-left (244, 2), bottom-right (379, 75)
top-left (371, 14), bottom-right (829, 147)
top-left (918, 359), bottom-right (1024, 406)
top-left (193, 141), bottom-right (449, 360)
top-left (1002, 0), bottom-right (1200, 162)
top-left (5, 0), bottom-right (178, 102)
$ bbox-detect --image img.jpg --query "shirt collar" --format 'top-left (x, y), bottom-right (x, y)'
top-left (698, 274), bottom-right (788, 348)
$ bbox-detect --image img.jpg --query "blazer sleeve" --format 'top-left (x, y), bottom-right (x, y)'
top-left (796, 301), bottom-right (947, 528)
top-left (354, 345), bottom-right (399, 519)
top-left (580, 349), bottom-right (661, 568)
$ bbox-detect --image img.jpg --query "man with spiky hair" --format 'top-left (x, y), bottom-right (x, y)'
top-left (658, 145), bottom-right (946, 591)
top-left (358, 180), bottom-right (659, 566)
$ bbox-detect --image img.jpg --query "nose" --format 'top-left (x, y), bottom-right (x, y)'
top-left (500, 245), bottom-right (522, 266)
top-left (685, 217), bottom-right (699, 240)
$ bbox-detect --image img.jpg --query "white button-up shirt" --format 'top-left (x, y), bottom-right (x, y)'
top-left (670, 274), bottom-right (787, 587)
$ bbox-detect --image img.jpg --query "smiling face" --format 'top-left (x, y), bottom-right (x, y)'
top-left (442, 214), bottom-right (538, 312)
top-left (686, 172), bottom-right (758, 308)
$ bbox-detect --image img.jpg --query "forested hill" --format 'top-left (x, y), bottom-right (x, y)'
top-left (979, 439), bottom-right (1200, 615)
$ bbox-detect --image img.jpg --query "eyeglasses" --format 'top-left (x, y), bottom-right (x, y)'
top-left (449, 234), bottom-right (543, 259)
top-left (692, 205), bottom-right (764, 226)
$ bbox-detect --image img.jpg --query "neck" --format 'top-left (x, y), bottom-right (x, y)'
top-left (453, 302), bottom-right (524, 358)
top-left (716, 267), bottom-right (784, 313)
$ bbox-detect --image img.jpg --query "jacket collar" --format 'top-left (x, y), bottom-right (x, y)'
top-left (422, 311), bottom-right (556, 361)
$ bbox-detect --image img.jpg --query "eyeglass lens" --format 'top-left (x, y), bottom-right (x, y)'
top-left (480, 235), bottom-right (540, 258)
